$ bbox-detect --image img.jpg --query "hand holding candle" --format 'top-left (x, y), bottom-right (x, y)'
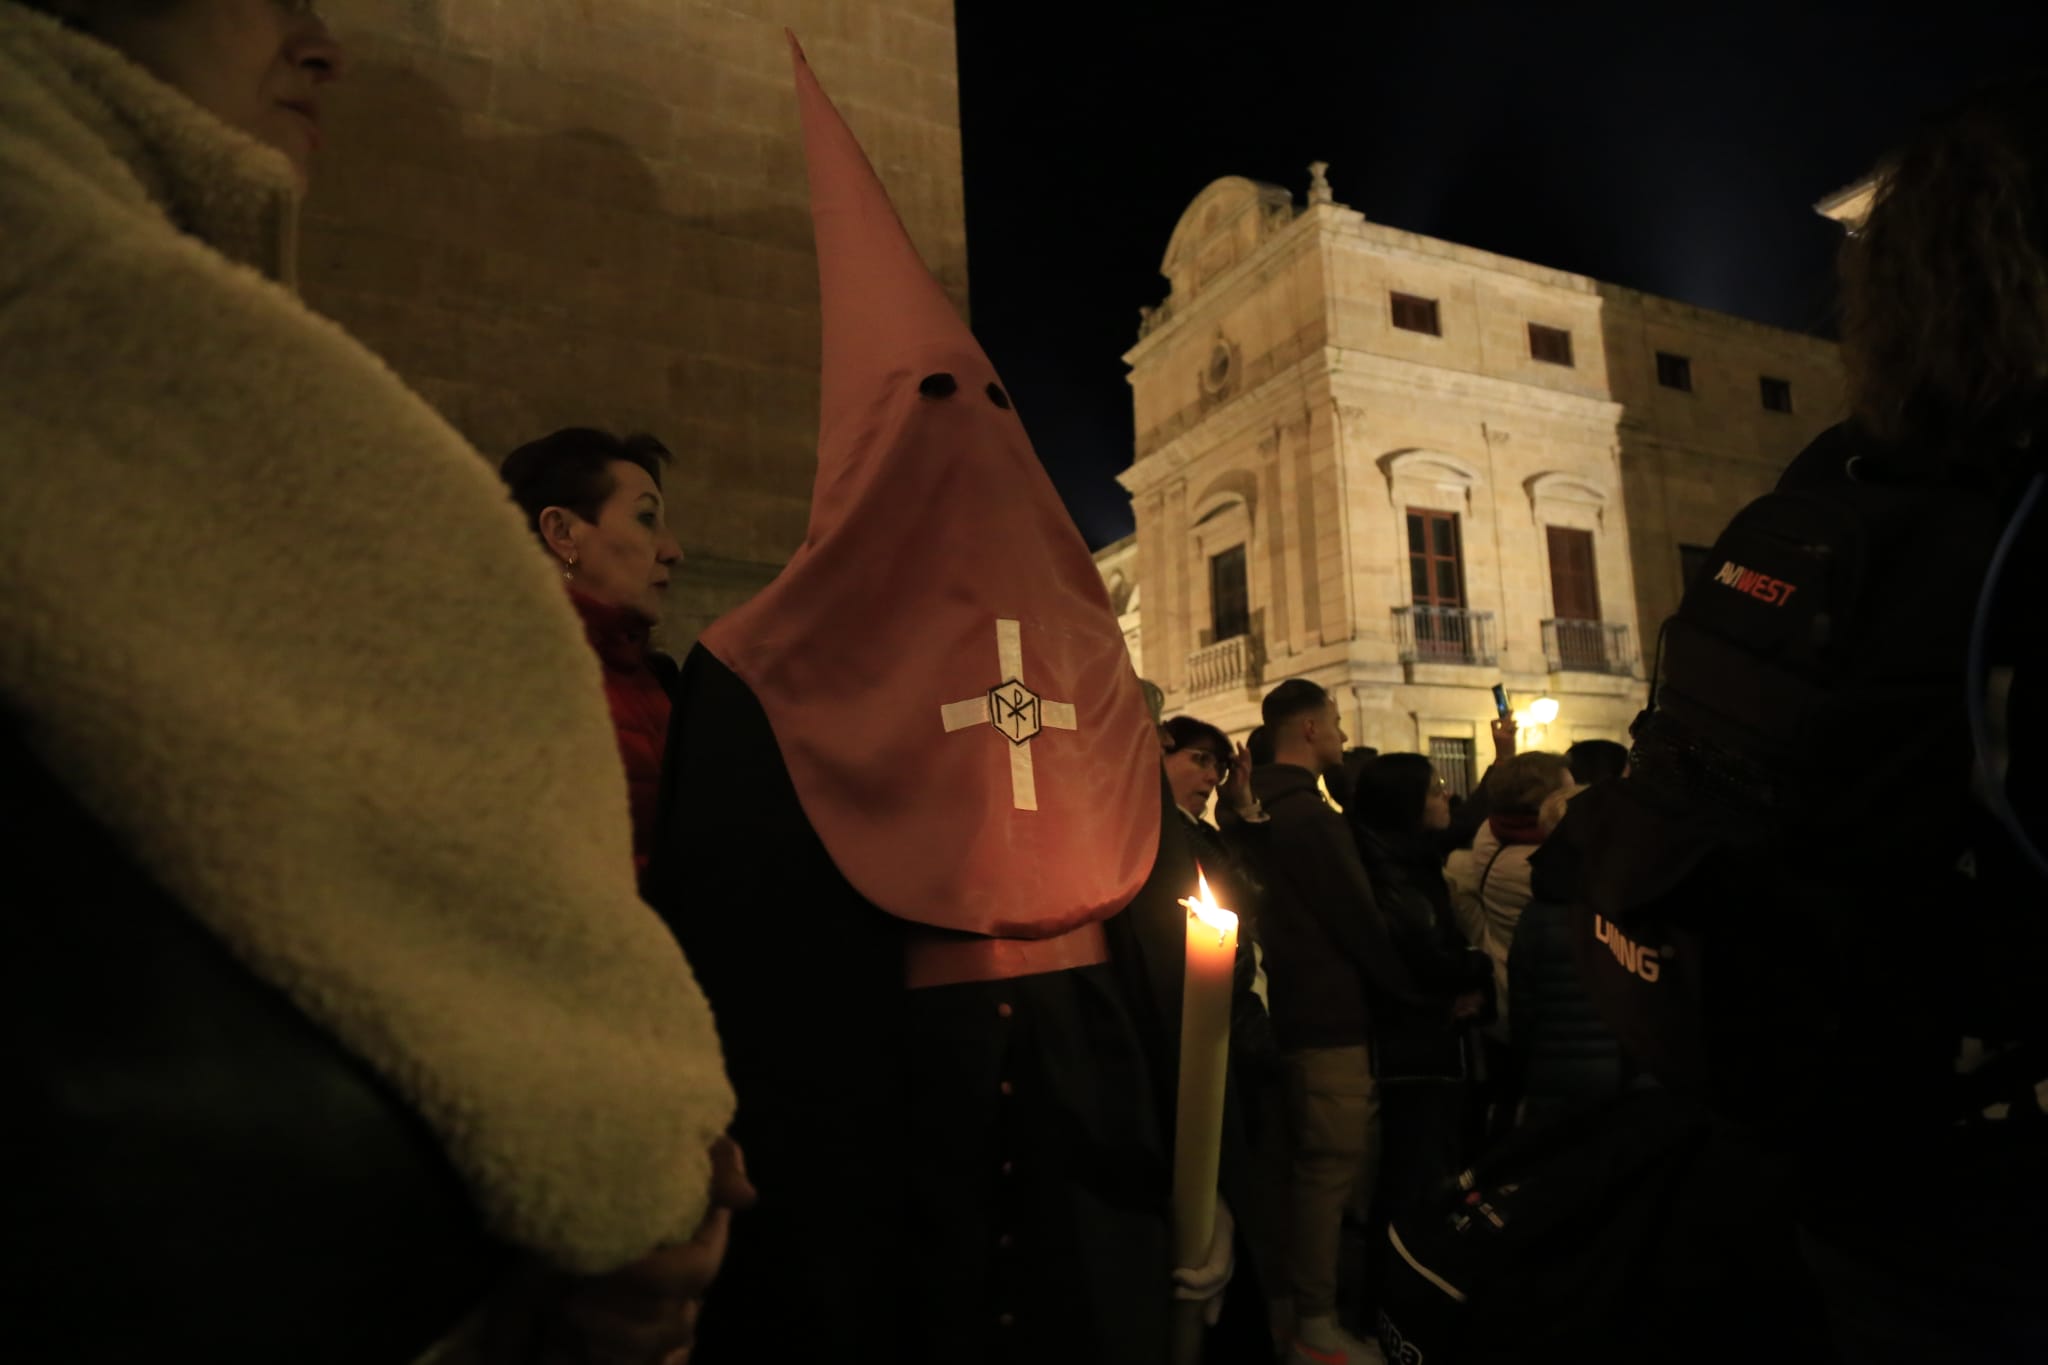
top-left (1170, 868), bottom-right (1239, 1358)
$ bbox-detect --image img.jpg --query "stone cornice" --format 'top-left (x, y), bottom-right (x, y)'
top-left (1329, 220), bottom-right (1596, 295)
top-left (1123, 206), bottom-right (1338, 368)
top-left (1328, 348), bottom-right (1626, 433)
top-left (1118, 348), bottom-right (1326, 497)
top-left (1595, 283), bottom-right (1843, 356)
top-left (1328, 217), bottom-right (1839, 351)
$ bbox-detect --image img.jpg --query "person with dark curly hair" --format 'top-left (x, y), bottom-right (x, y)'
top-left (1568, 74), bottom-right (2048, 1363)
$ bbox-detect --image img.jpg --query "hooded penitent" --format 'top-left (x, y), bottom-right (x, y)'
top-left (699, 36), bottom-right (1159, 941)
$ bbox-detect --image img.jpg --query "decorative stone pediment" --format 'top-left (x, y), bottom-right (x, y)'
top-left (1525, 471), bottom-right (1611, 530)
top-left (1378, 448), bottom-right (1483, 496)
top-left (1524, 471), bottom-right (1608, 509)
top-left (1160, 177), bottom-right (1297, 308)
top-left (1192, 468), bottom-right (1261, 528)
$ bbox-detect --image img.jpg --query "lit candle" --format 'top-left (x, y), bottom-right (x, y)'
top-left (1171, 866), bottom-right (1239, 1350)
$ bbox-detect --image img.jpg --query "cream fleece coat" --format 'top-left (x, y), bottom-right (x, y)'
top-left (1449, 821), bottom-right (1537, 1036)
top-left (0, 4), bottom-right (732, 1273)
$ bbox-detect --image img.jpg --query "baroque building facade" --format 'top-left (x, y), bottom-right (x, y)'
top-left (1100, 168), bottom-right (1844, 791)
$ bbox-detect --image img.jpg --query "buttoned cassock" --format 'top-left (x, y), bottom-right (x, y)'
top-left (641, 36), bottom-right (1238, 1365)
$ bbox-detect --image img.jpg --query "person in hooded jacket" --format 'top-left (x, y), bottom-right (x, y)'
top-left (1565, 76), bottom-right (2048, 1362)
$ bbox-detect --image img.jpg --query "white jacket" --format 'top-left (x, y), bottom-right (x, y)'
top-left (1449, 821), bottom-right (1538, 1034)
top-left (0, 4), bottom-right (731, 1273)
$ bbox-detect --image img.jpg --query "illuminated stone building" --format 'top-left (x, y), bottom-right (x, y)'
top-left (1101, 167), bottom-right (1843, 786)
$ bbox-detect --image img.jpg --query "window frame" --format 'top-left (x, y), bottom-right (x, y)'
top-left (1759, 375), bottom-right (1794, 413)
top-left (1207, 542), bottom-right (1251, 643)
top-left (1655, 351), bottom-right (1693, 392)
top-left (1390, 291), bottom-right (1443, 337)
top-left (1528, 322), bottom-right (1575, 367)
top-left (1544, 525), bottom-right (1601, 623)
top-left (1429, 737), bottom-right (1478, 798)
top-left (1406, 507), bottom-right (1467, 609)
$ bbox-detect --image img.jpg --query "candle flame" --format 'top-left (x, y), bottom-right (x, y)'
top-left (1180, 863), bottom-right (1238, 937)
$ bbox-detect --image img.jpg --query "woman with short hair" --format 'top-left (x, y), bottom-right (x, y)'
top-left (1451, 750), bottom-right (1572, 1020)
top-left (502, 427), bottom-right (685, 878)
top-left (1447, 750), bottom-right (1569, 1141)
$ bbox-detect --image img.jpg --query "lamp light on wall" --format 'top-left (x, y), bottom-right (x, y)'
top-left (1525, 696), bottom-right (1560, 726)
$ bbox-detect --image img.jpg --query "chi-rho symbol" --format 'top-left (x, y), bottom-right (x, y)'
top-left (938, 618), bottom-right (1076, 811)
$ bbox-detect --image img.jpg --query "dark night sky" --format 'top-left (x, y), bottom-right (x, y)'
top-left (953, 2), bottom-right (2048, 549)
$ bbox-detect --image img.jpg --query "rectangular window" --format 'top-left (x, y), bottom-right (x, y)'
top-left (1406, 509), bottom-right (1466, 608)
top-left (1528, 322), bottom-right (1575, 366)
top-left (1546, 526), bottom-right (1601, 621)
top-left (1391, 291), bottom-right (1442, 336)
top-left (1760, 376), bottom-right (1794, 413)
top-left (1406, 508), bottom-right (1471, 662)
top-left (1679, 542), bottom-right (1716, 593)
top-left (1208, 544), bottom-right (1250, 643)
top-left (1429, 737), bottom-right (1477, 799)
top-left (1656, 351), bottom-right (1693, 392)
top-left (1546, 526), bottom-right (1605, 670)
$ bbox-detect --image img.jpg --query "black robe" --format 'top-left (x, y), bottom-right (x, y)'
top-left (645, 648), bottom-right (1212, 1365)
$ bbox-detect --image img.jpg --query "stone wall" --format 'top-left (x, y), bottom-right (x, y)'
top-left (303, 0), bottom-right (966, 648)
top-left (1598, 289), bottom-right (1845, 633)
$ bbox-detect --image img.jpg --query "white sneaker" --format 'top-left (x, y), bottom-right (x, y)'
top-left (1287, 1315), bottom-right (1385, 1365)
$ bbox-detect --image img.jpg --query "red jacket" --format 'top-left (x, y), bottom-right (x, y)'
top-left (571, 591), bottom-right (670, 876)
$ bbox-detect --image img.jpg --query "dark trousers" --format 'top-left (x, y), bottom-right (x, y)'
top-left (1375, 1079), bottom-right (1467, 1221)
top-left (1471, 1034), bottom-right (1525, 1150)
top-left (1352, 1079), bottom-right (1467, 1331)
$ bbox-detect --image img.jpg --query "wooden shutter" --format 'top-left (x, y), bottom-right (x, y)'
top-left (1391, 292), bottom-right (1442, 336)
top-left (1209, 544), bottom-right (1249, 642)
top-left (1407, 510), bottom-right (1465, 608)
top-left (1528, 323), bottom-right (1574, 366)
top-left (1546, 526), bottom-right (1600, 621)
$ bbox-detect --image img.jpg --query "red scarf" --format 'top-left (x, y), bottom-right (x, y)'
top-left (570, 591), bottom-right (669, 876)
top-left (1489, 811), bottom-right (1546, 847)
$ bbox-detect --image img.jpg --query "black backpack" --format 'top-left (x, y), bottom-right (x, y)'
top-left (1565, 424), bottom-right (2048, 1125)
top-left (1376, 1089), bottom-right (1826, 1365)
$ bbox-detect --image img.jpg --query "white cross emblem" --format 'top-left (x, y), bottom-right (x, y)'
top-left (939, 618), bottom-right (1078, 811)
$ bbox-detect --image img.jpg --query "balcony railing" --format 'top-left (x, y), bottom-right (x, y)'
top-left (1186, 634), bottom-right (1260, 698)
top-left (1542, 619), bottom-right (1637, 675)
top-left (1394, 606), bottom-right (1497, 667)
